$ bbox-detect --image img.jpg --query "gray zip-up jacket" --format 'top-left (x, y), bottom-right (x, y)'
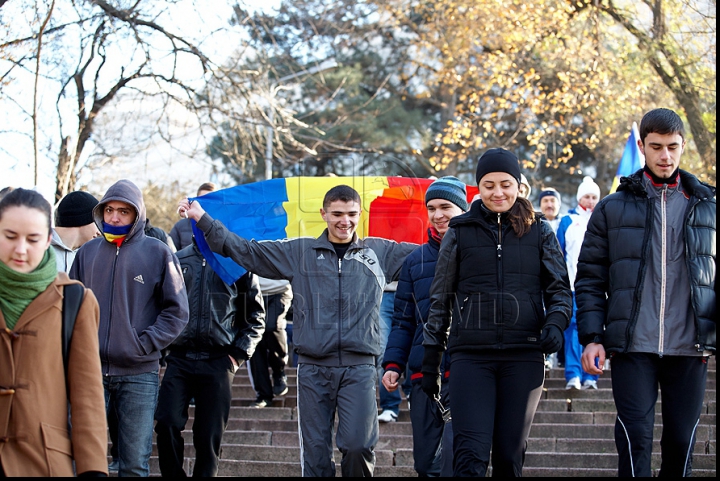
top-left (70, 180), bottom-right (189, 375)
top-left (196, 213), bottom-right (416, 366)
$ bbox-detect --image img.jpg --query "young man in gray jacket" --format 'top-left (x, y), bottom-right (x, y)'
top-left (70, 179), bottom-right (189, 477)
top-left (178, 184), bottom-right (416, 477)
top-left (576, 108), bottom-right (716, 477)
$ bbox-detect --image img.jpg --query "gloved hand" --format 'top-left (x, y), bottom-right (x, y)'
top-left (540, 324), bottom-right (563, 354)
top-left (421, 373), bottom-right (441, 398)
top-left (421, 346), bottom-right (443, 398)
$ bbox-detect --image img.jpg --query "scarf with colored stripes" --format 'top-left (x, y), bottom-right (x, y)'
top-left (103, 222), bottom-right (132, 247)
top-left (428, 226), bottom-right (443, 245)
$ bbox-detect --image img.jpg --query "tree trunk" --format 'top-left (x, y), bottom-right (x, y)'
top-left (55, 136), bottom-right (76, 203)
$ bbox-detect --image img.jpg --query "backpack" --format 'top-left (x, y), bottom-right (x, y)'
top-left (62, 283), bottom-right (84, 375)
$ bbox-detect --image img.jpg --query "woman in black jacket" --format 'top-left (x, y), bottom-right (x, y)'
top-left (421, 148), bottom-right (572, 477)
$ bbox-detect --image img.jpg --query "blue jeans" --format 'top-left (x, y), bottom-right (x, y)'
top-left (378, 291), bottom-right (402, 415)
top-left (103, 371), bottom-right (159, 477)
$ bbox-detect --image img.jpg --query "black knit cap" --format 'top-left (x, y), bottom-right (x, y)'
top-left (56, 191), bottom-right (99, 227)
top-left (475, 148), bottom-right (522, 185)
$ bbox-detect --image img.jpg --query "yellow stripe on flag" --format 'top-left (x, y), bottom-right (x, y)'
top-left (284, 176), bottom-right (389, 238)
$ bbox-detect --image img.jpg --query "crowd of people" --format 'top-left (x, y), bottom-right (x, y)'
top-left (0, 107), bottom-right (715, 477)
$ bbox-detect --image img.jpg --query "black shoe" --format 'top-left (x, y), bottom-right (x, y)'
top-left (250, 398), bottom-right (271, 408)
top-left (273, 371), bottom-right (289, 396)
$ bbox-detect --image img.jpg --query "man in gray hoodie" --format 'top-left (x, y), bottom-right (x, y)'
top-left (179, 184), bottom-right (416, 477)
top-left (70, 179), bottom-right (189, 477)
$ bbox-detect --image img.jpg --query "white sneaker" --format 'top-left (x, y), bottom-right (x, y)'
top-left (377, 410), bottom-right (398, 423)
top-left (581, 379), bottom-right (598, 390)
top-left (565, 377), bottom-right (581, 390)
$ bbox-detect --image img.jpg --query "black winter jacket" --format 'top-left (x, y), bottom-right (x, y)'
top-left (423, 201), bottom-right (572, 355)
top-left (170, 242), bottom-right (265, 362)
top-left (575, 169), bottom-right (716, 354)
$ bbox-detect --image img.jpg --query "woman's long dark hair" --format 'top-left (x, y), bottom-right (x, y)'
top-left (507, 196), bottom-right (536, 238)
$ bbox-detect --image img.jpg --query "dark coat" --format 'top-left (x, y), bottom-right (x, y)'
top-left (575, 169), bottom-right (716, 353)
top-left (171, 242), bottom-right (265, 361)
top-left (424, 201), bottom-right (572, 354)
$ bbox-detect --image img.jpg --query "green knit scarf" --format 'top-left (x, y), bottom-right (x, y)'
top-left (0, 248), bottom-right (58, 330)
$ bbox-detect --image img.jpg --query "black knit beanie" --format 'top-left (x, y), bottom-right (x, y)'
top-left (56, 191), bottom-right (99, 227)
top-left (475, 148), bottom-right (522, 185)
top-left (538, 188), bottom-right (562, 204)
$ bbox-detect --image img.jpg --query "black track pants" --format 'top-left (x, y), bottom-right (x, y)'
top-left (610, 353), bottom-right (708, 477)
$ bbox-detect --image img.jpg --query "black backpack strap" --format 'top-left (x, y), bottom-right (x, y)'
top-left (62, 283), bottom-right (84, 375)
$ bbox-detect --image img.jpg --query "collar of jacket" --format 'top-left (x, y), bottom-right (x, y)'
top-left (619, 168), bottom-right (715, 200)
top-left (312, 229), bottom-right (365, 252)
top-left (450, 199), bottom-right (510, 228)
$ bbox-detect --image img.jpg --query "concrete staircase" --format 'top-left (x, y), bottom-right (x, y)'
top-left (139, 357), bottom-right (716, 476)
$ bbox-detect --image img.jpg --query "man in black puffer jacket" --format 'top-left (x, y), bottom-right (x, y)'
top-left (575, 108), bottom-right (716, 477)
top-left (154, 237), bottom-right (266, 477)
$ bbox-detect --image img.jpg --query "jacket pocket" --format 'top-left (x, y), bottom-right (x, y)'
top-left (41, 422), bottom-right (74, 477)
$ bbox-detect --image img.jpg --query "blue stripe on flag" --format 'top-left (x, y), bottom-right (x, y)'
top-left (191, 179), bottom-right (290, 284)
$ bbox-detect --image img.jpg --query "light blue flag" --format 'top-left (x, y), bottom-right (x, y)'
top-left (610, 122), bottom-right (645, 194)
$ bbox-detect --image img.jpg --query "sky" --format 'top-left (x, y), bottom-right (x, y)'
top-left (0, 0), bottom-right (281, 202)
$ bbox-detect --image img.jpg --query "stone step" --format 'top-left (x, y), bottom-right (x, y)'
top-left (141, 452), bottom-right (717, 477)
top-left (146, 361), bottom-right (716, 477)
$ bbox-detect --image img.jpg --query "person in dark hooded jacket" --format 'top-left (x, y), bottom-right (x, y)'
top-left (70, 179), bottom-right (189, 477)
top-left (575, 108), bottom-right (716, 477)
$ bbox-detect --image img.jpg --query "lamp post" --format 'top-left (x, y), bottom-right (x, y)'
top-left (264, 59), bottom-right (338, 180)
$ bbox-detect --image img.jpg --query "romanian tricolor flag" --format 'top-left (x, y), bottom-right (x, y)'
top-left (609, 122), bottom-right (645, 194)
top-left (191, 176), bottom-right (478, 284)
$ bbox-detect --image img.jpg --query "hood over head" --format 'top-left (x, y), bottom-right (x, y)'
top-left (93, 179), bottom-right (146, 239)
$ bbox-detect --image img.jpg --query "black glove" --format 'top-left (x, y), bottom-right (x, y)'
top-left (420, 346), bottom-right (443, 398)
top-left (421, 373), bottom-right (441, 399)
top-left (540, 324), bottom-right (563, 354)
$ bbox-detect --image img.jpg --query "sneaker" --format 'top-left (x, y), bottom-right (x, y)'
top-left (273, 371), bottom-right (289, 397)
top-left (581, 379), bottom-right (598, 390)
top-left (377, 410), bottom-right (398, 423)
top-left (108, 459), bottom-right (119, 473)
top-left (565, 377), bottom-right (581, 390)
top-left (250, 398), bottom-right (271, 408)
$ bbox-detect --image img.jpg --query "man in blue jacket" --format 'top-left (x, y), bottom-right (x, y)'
top-left (70, 179), bottom-right (189, 477)
top-left (382, 176), bottom-right (468, 476)
top-left (576, 108), bottom-right (716, 477)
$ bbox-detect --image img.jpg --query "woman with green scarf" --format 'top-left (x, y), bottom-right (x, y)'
top-left (0, 188), bottom-right (108, 477)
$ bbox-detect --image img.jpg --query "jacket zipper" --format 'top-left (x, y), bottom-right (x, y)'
top-left (338, 257), bottom-right (343, 365)
top-left (497, 213), bottom-right (503, 343)
top-left (104, 246), bottom-right (120, 375)
top-left (197, 258), bottom-right (206, 341)
top-left (658, 184), bottom-right (668, 356)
